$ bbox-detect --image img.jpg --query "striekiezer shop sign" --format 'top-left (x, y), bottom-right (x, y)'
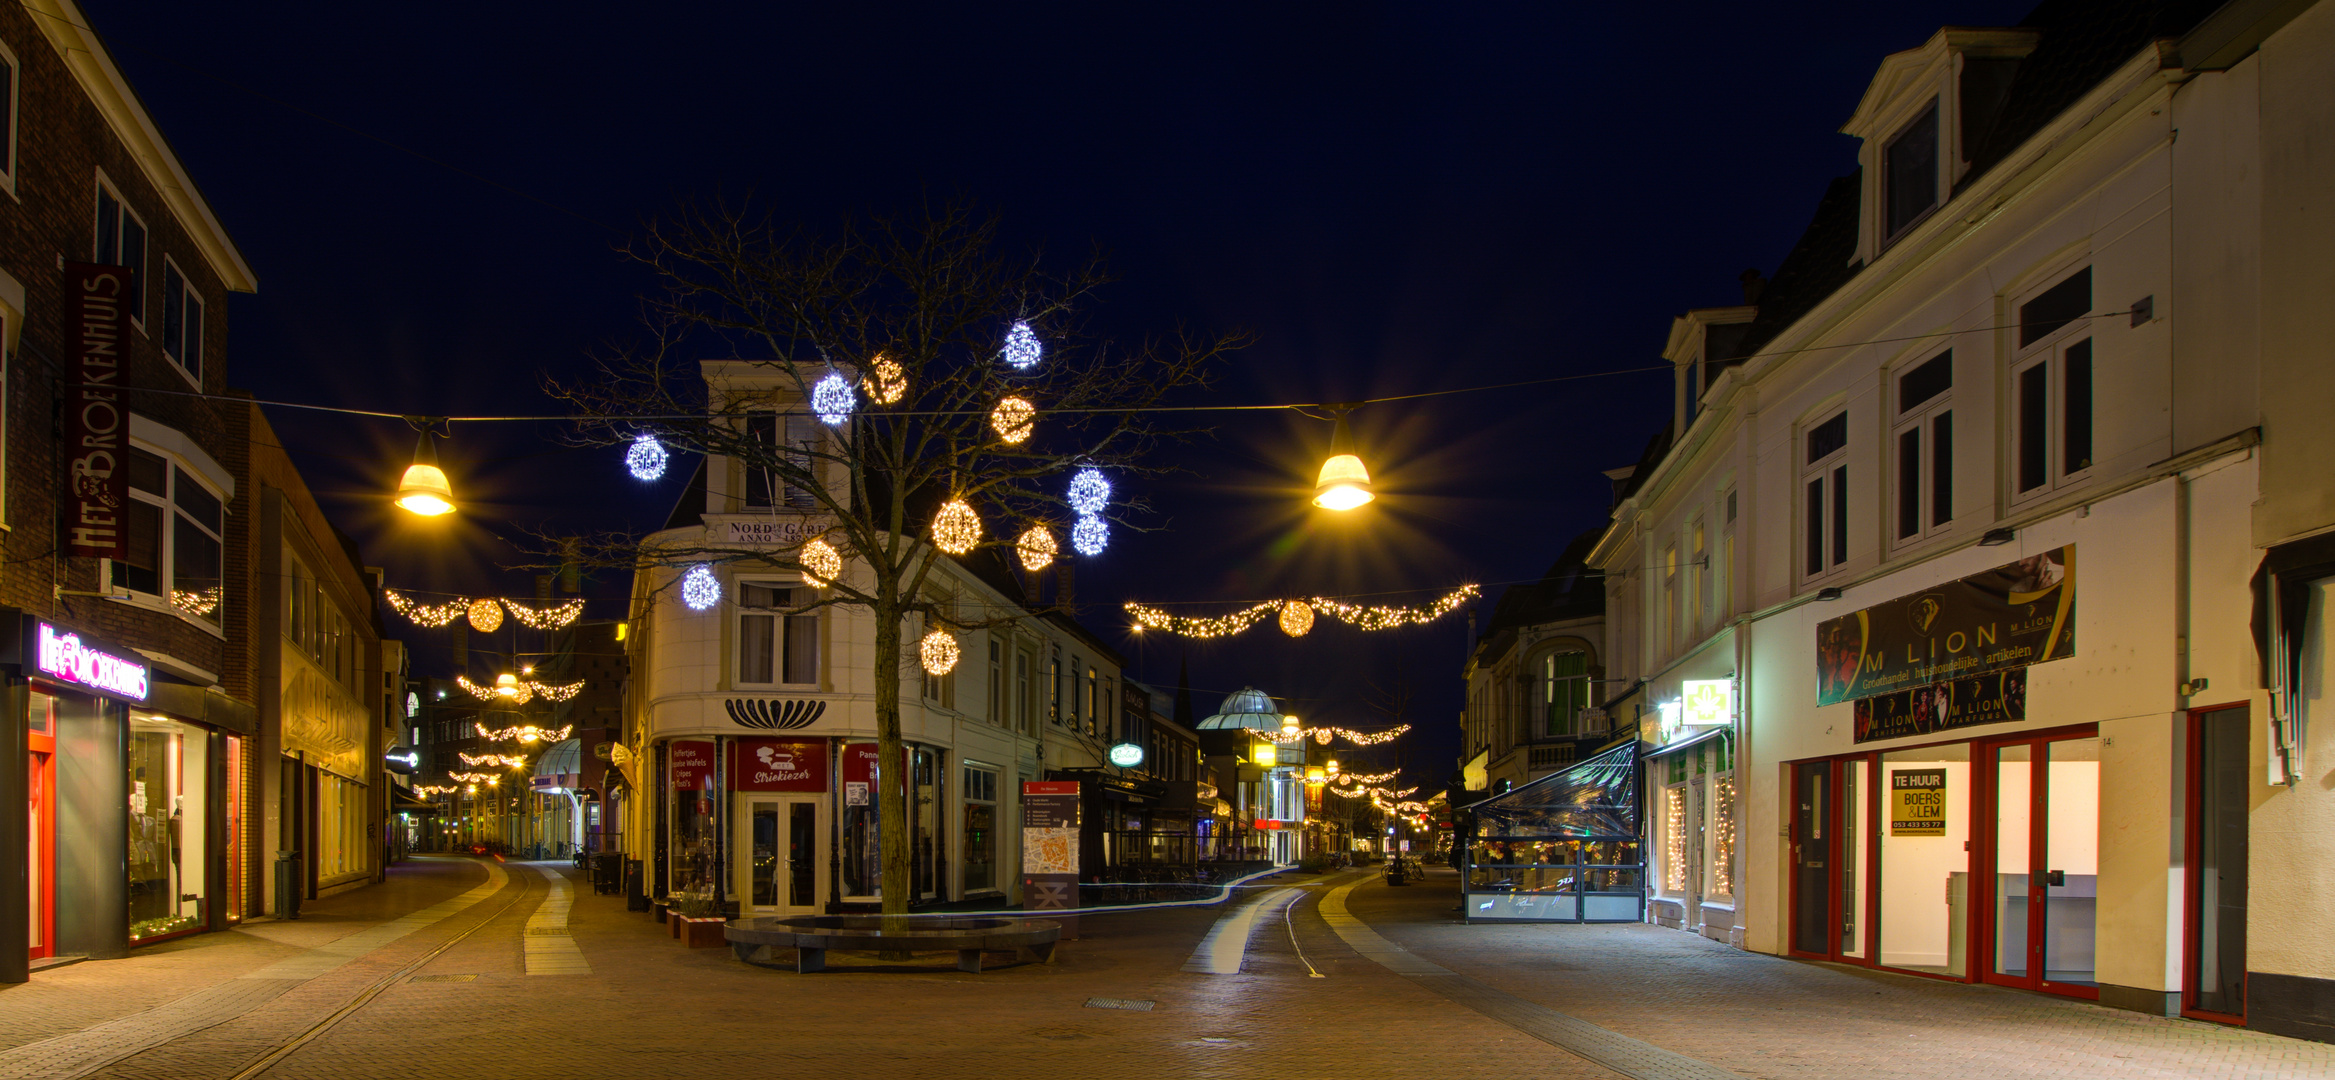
top-left (64, 264), bottom-right (132, 560)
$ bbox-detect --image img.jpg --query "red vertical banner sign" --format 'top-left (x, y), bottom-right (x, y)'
top-left (64, 263), bottom-right (132, 560)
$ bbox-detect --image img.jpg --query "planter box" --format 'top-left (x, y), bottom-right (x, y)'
top-left (677, 916), bottom-right (727, 948)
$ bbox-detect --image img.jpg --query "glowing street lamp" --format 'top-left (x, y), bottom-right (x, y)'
top-left (1312, 411), bottom-right (1373, 511)
top-left (395, 426), bottom-right (456, 516)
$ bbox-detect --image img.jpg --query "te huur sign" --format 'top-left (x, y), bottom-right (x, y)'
top-left (1890, 769), bottom-right (1947, 836)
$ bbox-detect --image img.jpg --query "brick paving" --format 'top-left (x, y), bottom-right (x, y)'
top-left (0, 858), bottom-right (2329, 1078)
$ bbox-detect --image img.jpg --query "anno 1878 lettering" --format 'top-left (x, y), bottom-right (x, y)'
top-left (65, 263), bottom-right (132, 561)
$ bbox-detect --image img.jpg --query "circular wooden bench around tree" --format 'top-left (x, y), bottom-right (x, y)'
top-left (723, 915), bottom-right (1063, 973)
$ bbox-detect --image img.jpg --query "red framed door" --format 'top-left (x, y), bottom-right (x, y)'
top-left (2183, 703), bottom-right (2249, 1023)
top-left (1978, 729), bottom-right (2099, 999)
top-left (27, 695), bottom-right (55, 961)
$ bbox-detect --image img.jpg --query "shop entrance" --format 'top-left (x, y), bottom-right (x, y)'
top-left (1981, 734), bottom-right (2099, 997)
top-left (26, 693), bottom-right (54, 961)
top-left (735, 798), bottom-right (821, 915)
top-left (2184, 704), bottom-right (2249, 1022)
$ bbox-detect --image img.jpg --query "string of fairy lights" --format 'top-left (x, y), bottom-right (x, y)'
top-left (386, 590), bottom-right (586, 632)
top-left (1124, 585), bottom-right (1478, 640)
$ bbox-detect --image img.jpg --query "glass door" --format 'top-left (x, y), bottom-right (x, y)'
top-left (1789, 762), bottom-right (1830, 956)
top-left (736, 797), bottom-right (822, 915)
top-left (2186, 705), bottom-right (2249, 1021)
top-left (1981, 732), bottom-right (2098, 998)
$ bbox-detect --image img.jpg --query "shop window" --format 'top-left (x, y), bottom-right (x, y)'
top-left (2012, 267), bottom-right (2094, 498)
top-left (94, 179), bottom-right (147, 324)
top-left (738, 582), bottom-right (818, 685)
top-left (1802, 410), bottom-right (1850, 580)
top-left (1663, 786), bottom-right (1688, 893)
top-left (1711, 773), bottom-right (1738, 898)
top-left (1877, 743), bottom-right (1970, 974)
top-left (314, 771), bottom-right (367, 886)
top-left (113, 448), bottom-right (225, 626)
top-left (963, 764), bottom-right (998, 892)
top-left (1893, 350), bottom-right (1954, 544)
top-left (913, 748), bottom-right (939, 899)
top-left (128, 712), bottom-right (209, 942)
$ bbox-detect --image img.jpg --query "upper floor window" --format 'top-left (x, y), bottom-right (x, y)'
top-left (744, 411), bottom-right (819, 510)
top-left (1803, 410), bottom-right (1850, 579)
top-left (738, 582), bottom-right (818, 685)
top-left (1884, 102), bottom-right (1940, 241)
top-left (988, 640), bottom-right (1005, 728)
top-left (94, 182), bottom-right (147, 324)
top-left (0, 40), bottom-right (19, 189)
top-left (2012, 267), bottom-right (2094, 497)
top-left (114, 446), bottom-right (223, 627)
top-left (1541, 651), bottom-right (1590, 737)
top-left (1893, 350), bottom-right (1954, 544)
top-left (1016, 646), bottom-right (1037, 735)
top-left (161, 259), bottom-right (203, 386)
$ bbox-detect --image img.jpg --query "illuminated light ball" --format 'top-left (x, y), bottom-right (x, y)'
top-left (991, 396), bottom-right (1036, 444)
top-left (1279, 600), bottom-right (1314, 638)
top-left (625, 433), bottom-right (668, 481)
top-left (1017, 524), bottom-right (1057, 572)
top-left (1002, 320), bottom-right (1042, 369)
top-left (919, 628), bottom-right (960, 676)
top-left (467, 598), bottom-right (504, 633)
top-left (1071, 514), bottom-right (1109, 557)
top-left (680, 564), bottom-right (721, 611)
top-left (1067, 467), bottom-right (1111, 516)
top-left (862, 356), bottom-right (907, 405)
top-left (799, 537), bottom-right (842, 588)
top-left (812, 372), bottom-right (857, 426)
top-left (931, 498), bottom-right (982, 555)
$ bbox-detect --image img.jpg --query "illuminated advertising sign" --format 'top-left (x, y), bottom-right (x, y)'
top-left (35, 622), bottom-right (148, 701)
top-left (1681, 680), bottom-right (1733, 726)
top-left (1107, 742), bottom-right (1145, 768)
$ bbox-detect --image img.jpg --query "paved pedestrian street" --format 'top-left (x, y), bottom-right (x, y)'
top-left (0, 856), bottom-right (2326, 1080)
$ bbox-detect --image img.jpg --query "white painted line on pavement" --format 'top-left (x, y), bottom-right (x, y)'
top-left (1181, 887), bottom-right (1290, 974)
top-left (523, 863), bottom-right (591, 976)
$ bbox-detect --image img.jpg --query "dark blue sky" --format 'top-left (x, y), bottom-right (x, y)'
top-left (96, 2), bottom-right (2030, 777)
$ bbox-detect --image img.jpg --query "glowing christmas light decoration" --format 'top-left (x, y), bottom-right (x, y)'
top-left (1123, 585), bottom-right (1477, 640)
top-left (1071, 515), bottom-right (1109, 556)
top-left (626, 433), bottom-right (668, 481)
top-left (503, 598), bottom-right (585, 630)
top-left (799, 538), bottom-right (842, 588)
top-left (460, 752), bottom-right (529, 769)
top-left (467, 598), bottom-right (504, 633)
top-left (861, 355), bottom-right (907, 405)
top-left (931, 499), bottom-right (981, 555)
top-left (919, 628), bottom-right (960, 675)
top-left (448, 772), bottom-right (500, 784)
top-left (1278, 600), bottom-right (1313, 638)
top-left (412, 784), bottom-right (458, 797)
top-left (1002, 320), bottom-right (1042, 369)
top-left (530, 679), bottom-right (585, 702)
top-left (812, 372), bottom-right (857, 426)
top-left (1017, 525), bottom-right (1056, 572)
top-left (1067, 468), bottom-right (1111, 515)
top-left (473, 722), bottom-right (574, 743)
top-left (681, 564), bottom-right (721, 610)
top-left (991, 396), bottom-right (1036, 444)
top-left (385, 590), bottom-right (469, 628)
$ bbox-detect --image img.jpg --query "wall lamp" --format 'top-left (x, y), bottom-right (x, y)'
top-left (1979, 527), bottom-right (2017, 547)
top-left (1814, 587), bottom-right (1844, 601)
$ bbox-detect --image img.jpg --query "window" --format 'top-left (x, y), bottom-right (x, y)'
top-left (1085, 667), bottom-right (1099, 737)
top-left (1690, 518), bottom-right (1709, 635)
top-left (1542, 652), bottom-right (1589, 737)
top-left (93, 182), bottom-right (147, 324)
top-left (2012, 268), bottom-right (2094, 496)
top-left (0, 41), bottom-right (18, 187)
top-left (744, 411), bottom-right (820, 509)
top-left (962, 764), bottom-right (998, 892)
top-left (1884, 102), bottom-right (1939, 240)
top-left (1718, 487), bottom-right (1737, 620)
top-left (160, 260), bottom-right (203, 385)
top-left (738, 583), bottom-right (818, 685)
top-left (1659, 541), bottom-right (1678, 656)
top-left (988, 640), bottom-right (1005, 727)
top-left (1803, 411), bottom-right (1849, 578)
top-left (113, 448), bottom-right (223, 625)
top-left (1016, 648), bottom-right (1036, 735)
top-left (1893, 350), bottom-right (1955, 543)
top-left (1049, 650), bottom-right (1062, 725)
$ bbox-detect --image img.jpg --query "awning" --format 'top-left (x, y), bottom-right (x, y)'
top-left (1470, 741), bottom-right (1638, 840)
top-left (531, 739), bottom-right (582, 793)
top-left (390, 786), bottom-right (440, 814)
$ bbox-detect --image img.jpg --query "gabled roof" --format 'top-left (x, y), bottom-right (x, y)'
top-left (31, 1), bottom-right (256, 292)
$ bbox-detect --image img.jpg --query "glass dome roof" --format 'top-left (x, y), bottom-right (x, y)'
top-left (1197, 687), bottom-right (1284, 731)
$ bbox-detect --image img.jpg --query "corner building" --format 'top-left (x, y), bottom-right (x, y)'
top-left (1595, 0), bottom-right (2335, 1039)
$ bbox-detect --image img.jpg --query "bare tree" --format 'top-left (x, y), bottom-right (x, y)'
top-left (544, 201), bottom-right (1240, 917)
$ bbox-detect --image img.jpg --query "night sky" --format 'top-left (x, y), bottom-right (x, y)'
top-left (93, 2), bottom-right (2031, 780)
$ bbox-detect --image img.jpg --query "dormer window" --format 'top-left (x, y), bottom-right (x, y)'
top-left (1883, 102), bottom-right (1939, 240)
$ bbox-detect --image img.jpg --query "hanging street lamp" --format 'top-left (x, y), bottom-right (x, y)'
top-left (1312, 409), bottom-right (1374, 510)
top-left (395, 423), bottom-right (456, 516)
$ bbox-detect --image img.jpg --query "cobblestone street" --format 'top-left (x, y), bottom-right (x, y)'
top-left (0, 856), bottom-right (2325, 1080)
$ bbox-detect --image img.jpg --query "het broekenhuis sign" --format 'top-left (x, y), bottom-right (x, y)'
top-left (1816, 545), bottom-right (2075, 708)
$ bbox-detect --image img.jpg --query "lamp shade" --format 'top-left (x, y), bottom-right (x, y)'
top-left (1253, 742), bottom-right (1278, 768)
top-left (1312, 413), bottom-right (1373, 510)
top-left (395, 431), bottom-right (456, 516)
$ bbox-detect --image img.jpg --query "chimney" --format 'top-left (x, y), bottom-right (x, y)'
top-left (1739, 268), bottom-right (1766, 306)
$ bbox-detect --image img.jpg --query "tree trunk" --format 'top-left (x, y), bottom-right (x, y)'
top-left (873, 600), bottom-right (910, 931)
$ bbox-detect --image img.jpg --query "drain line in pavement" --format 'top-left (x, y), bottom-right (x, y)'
top-left (1280, 890), bottom-right (1324, 978)
top-left (1318, 884), bottom-right (1747, 1080)
top-left (523, 863), bottom-right (591, 976)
